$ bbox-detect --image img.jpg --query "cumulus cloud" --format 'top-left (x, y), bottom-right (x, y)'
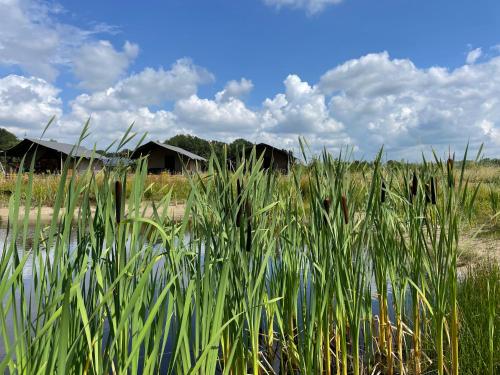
top-left (56, 59), bottom-right (215, 144)
top-left (71, 58), bottom-right (214, 111)
top-left (4, 50), bottom-right (500, 159)
top-left (73, 41), bottom-right (139, 91)
top-left (215, 78), bottom-right (254, 102)
top-left (113, 59), bottom-right (214, 106)
top-left (65, 104), bottom-right (179, 145)
top-left (466, 47), bottom-right (482, 65)
top-left (262, 74), bottom-right (344, 135)
top-left (0, 74), bottom-right (62, 135)
top-left (263, 0), bottom-right (342, 15)
top-left (175, 94), bottom-right (259, 137)
top-left (0, 0), bottom-right (139, 94)
top-left (319, 51), bottom-right (500, 157)
top-left (0, 0), bottom-right (109, 81)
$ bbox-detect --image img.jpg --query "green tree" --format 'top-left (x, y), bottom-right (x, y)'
top-left (165, 134), bottom-right (229, 160)
top-left (227, 138), bottom-right (252, 160)
top-left (0, 128), bottom-right (19, 151)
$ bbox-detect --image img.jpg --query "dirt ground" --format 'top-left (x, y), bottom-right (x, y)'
top-left (0, 203), bottom-right (187, 225)
top-left (459, 230), bottom-right (500, 266)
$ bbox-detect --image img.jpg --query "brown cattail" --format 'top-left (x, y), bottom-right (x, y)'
top-left (323, 197), bottom-right (331, 225)
top-left (236, 179), bottom-right (243, 227)
top-left (323, 198), bottom-right (331, 213)
top-left (237, 178), bottom-right (242, 197)
top-left (246, 220), bottom-right (252, 252)
top-left (425, 183), bottom-right (431, 204)
top-left (341, 195), bottom-right (349, 224)
top-left (411, 172), bottom-right (418, 196)
top-left (115, 180), bottom-right (122, 224)
top-left (381, 181), bottom-right (386, 203)
top-left (430, 177), bottom-right (436, 204)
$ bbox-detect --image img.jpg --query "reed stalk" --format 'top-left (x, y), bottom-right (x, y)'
top-left (0, 127), bottom-right (484, 375)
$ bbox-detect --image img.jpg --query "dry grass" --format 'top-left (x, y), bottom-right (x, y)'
top-left (0, 171), bottom-right (193, 207)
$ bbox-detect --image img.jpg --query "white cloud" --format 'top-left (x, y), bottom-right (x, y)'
top-left (57, 59), bottom-right (215, 144)
top-left (0, 74), bottom-right (62, 135)
top-left (65, 104), bottom-right (179, 145)
top-left (0, 0), bottom-right (106, 81)
top-left (215, 78), bottom-right (254, 102)
top-left (73, 41), bottom-right (139, 91)
top-left (263, 0), bottom-right (342, 15)
top-left (318, 51), bottom-right (500, 157)
top-left (113, 59), bottom-right (214, 106)
top-left (262, 74), bottom-right (344, 135)
top-left (175, 94), bottom-right (259, 137)
top-left (71, 58), bottom-right (214, 111)
top-left (5, 50), bottom-right (500, 159)
top-left (466, 47), bottom-right (482, 65)
top-left (0, 0), bottom-right (138, 93)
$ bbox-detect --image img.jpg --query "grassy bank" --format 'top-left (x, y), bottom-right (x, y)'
top-left (457, 263), bottom-right (499, 374)
top-left (0, 144), bottom-right (499, 374)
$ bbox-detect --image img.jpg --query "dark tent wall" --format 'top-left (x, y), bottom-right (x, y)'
top-left (131, 141), bottom-right (206, 174)
top-left (253, 143), bottom-right (294, 173)
top-left (5, 139), bottom-right (103, 173)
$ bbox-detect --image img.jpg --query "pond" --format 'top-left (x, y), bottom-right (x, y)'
top-left (0, 224), bottom-right (403, 373)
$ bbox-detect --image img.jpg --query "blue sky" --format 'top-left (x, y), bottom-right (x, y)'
top-left (1, 0), bottom-right (500, 159)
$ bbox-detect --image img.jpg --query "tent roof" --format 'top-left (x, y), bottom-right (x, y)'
top-left (131, 141), bottom-right (206, 162)
top-left (5, 138), bottom-right (102, 159)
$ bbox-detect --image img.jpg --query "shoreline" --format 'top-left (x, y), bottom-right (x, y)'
top-left (1, 205), bottom-right (498, 266)
top-left (0, 203), bottom-right (186, 224)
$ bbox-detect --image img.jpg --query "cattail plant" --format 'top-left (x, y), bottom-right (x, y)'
top-left (430, 176), bottom-right (436, 205)
top-left (0, 127), bottom-right (484, 375)
top-left (341, 195), bottom-right (349, 224)
top-left (115, 180), bottom-right (123, 223)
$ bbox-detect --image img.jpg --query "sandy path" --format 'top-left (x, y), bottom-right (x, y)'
top-left (459, 230), bottom-right (500, 265)
top-left (0, 203), bottom-right (186, 224)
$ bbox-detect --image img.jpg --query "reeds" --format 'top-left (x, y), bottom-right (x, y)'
top-left (0, 130), bottom-right (490, 374)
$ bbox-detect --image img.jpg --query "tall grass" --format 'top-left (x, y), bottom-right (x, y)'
top-left (0, 132), bottom-right (496, 374)
top-left (456, 263), bottom-right (499, 375)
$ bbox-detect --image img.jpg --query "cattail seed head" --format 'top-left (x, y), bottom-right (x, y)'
top-left (411, 172), bottom-right (418, 196)
top-left (115, 180), bottom-right (122, 224)
top-left (323, 198), bottom-right (331, 213)
top-left (447, 157), bottom-right (454, 170)
top-left (246, 220), bottom-right (252, 252)
top-left (341, 195), bottom-right (349, 224)
top-left (430, 177), bottom-right (436, 204)
top-left (237, 178), bottom-right (242, 197)
top-left (381, 181), bottom-right (386, 203)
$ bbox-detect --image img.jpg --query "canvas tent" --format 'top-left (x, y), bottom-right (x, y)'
top-left (251, 143), bottom-right (294, 173)
top-left (130, 141), bottom-right (206, 173)
top-left (4, 138), bottom-right (103, 173)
